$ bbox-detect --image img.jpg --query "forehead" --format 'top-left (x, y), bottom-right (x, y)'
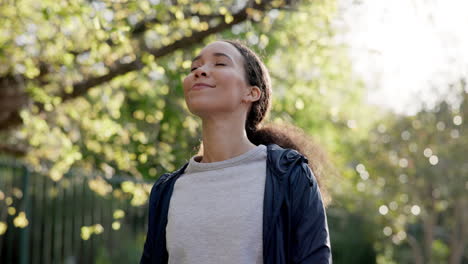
top-left (195, 41), bottom-right (243, 64)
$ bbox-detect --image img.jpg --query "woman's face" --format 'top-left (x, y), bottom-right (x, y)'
top-left (183, 41), bottom-right (254, 117)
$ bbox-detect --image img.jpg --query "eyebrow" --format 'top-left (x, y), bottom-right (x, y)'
top-left (191, 52), bottom-right (234, 63)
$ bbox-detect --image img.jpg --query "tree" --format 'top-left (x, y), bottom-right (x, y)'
top-left (0, 0), bottom-right (363, 183)
top-left (350, 79), bottom-right (467, 263)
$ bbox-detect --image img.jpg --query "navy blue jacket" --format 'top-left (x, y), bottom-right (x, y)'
top-left (140, 144), bottom-right (332, 263)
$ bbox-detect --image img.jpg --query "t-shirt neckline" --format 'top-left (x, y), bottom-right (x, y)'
top-left (185, 144), bottom-right (266, 174)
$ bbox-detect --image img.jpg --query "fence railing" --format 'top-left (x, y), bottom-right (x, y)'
top-left (0, 159), bottom-right (153, 264)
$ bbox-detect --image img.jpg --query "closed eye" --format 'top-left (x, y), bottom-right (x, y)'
top-left (190, 63), bottom-right (226, 72)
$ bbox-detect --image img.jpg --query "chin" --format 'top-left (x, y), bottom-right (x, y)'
top-left (187, 101), bottom-right (235, 117)
top-left (186, 101), bottom-right (215, 116)
top-left (188, 106), bottom-right (219, 117)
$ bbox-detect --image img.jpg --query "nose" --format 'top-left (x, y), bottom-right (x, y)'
top-left (194, 65), bottom-right (208, 78)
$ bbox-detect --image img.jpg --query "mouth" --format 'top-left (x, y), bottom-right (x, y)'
top-left (191, 83), bottom-right (215, 90)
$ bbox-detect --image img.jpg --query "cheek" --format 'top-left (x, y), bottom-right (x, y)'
top-left (220, 73), bottom-right (247, 100)
top-left (182, 76), bottom-right (191, 94)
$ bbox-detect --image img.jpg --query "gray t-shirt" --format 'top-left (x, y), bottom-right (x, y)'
top-left (166, 144), bottom-right (267, 264)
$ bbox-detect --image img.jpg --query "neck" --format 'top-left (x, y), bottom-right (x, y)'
top-left (199, 113), bottom-right (256, 163)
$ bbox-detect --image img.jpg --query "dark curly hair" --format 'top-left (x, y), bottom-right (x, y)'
top-left (217, 39), bottom-right (332, 206)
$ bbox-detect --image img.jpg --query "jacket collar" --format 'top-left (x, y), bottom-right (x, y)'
top-left (266, 143), bottom-right (308, 174)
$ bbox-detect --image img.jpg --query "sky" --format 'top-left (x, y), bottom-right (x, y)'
top-left (336, 0), bottom-right (468, 115)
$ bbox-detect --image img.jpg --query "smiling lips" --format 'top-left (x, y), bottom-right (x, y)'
top-left (192, 82), bottom-right (215, 90)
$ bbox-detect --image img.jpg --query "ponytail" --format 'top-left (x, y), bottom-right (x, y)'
top-left (247, 122), bottom-right (332, 206)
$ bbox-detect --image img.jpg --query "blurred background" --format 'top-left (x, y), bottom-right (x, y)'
top-left (0, 0), bottom-right (466, 263)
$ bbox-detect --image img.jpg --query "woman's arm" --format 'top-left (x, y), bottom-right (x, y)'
top-left (290, 161), bottom-right (332, 264)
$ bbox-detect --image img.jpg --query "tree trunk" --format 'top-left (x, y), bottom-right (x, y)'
top-left (423, 185), bottom-right (436, 264)
top-left (449, 197), bottom-right (467, 264)
top-left (407, 234), bottom-right (424, 264)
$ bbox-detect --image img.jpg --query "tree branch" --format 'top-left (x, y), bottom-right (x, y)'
top-left (0, 0), bottom-right (286, 131)
top-left (0, 143), bottom-right (27, 157)
top-left (55, 1), bottom-right (262, 103)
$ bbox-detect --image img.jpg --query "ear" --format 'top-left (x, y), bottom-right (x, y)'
top-left (243, 85), bottom-right (262, 103)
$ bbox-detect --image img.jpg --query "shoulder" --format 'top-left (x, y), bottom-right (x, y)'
top-left (266, 143), bottom-right (315, 187)
top-left (148, 162), bottom-right (189, 202)
top-left (147, 173), bottom-right (170, 205)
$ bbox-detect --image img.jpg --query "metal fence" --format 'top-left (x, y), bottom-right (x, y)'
top-left (0, 158), bottom-right (152, 264)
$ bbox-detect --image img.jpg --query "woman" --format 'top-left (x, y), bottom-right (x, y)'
top-left (140, 40), bottom-right (332, 264)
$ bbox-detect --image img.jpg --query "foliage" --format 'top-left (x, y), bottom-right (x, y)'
top-left (0, 0), bottom-right (362, 184)
top-left (348, 80), bottom-right (467, 264)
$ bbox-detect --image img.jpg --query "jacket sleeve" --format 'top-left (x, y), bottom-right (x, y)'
top-left (290, 160), bottom-right (332, 264)
top-left (140, 178), bottom-right (163, 264)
